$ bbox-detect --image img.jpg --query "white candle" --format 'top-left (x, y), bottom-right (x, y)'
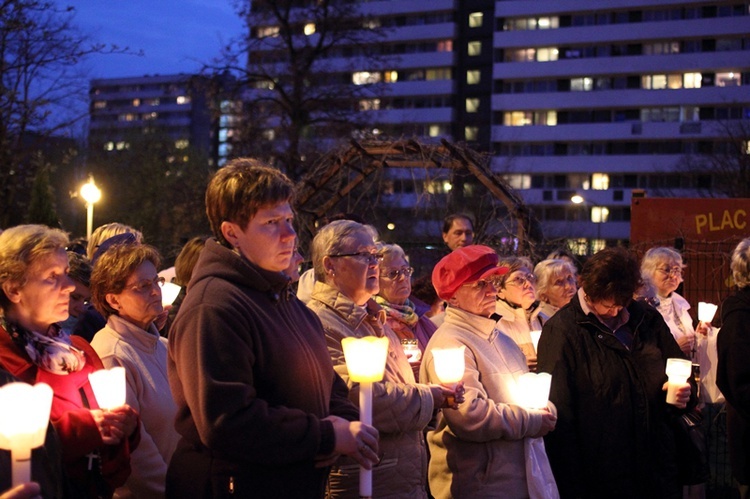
top-left (697, 302), bottom-right (718, 324)
top-left (431, 346), bottom-right (466, 389)
top-left (88, 366), bottom-right (126, 410)
top-left (517, 372), bottom-right (552, 409)
top-left (665, 358), bottom-right (692, 404)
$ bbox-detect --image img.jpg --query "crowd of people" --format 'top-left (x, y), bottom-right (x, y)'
top-left (0, 156), bottom-right (747, 499)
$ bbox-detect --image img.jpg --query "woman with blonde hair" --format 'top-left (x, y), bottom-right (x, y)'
top-left (534, 258), bottom-right (578, 325)
top-left (0, 225), bottom-right (139, 499)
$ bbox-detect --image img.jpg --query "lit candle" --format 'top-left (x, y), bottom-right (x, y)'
top-left (431, 346), bottom-right (466, 389)
top-left (341, 336), bottom-right (389, 499)
top-left (697, 302), bottom-right (718, 324)
top-left (400, 339), bottom-right (421, 364)
top-left (516, 372), bottom-right (552, 409)
top-left (530, 330), bottom-right (542, 353)
top-left (160, 281), bottom-right (182, 307)
top-left (0, 382), bottom-right (54, 486)
top-left (88, 366), bottom-right (126, 410)
top-left (665, 358), bottom-right (692, 405)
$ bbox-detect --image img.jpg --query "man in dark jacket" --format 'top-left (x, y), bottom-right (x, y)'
top-left (717, 237), bottom-right (750, 499)
top-left (167, 159), bottom-right (379, 498)
top-left (537, 247), bottom-right (693, 499)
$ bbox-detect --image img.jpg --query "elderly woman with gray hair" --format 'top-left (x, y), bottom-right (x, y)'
top-left (307, 219), bottom-right (461, 499)
top-left (374, 243), bottom-right (437, 378)
top-left (718, 238), bottom-right (750, 499)
top-left (533, 258), bottom-right (578, 326)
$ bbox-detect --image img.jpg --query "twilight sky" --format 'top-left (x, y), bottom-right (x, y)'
top-left (70, 0), bottom-right (245, 79)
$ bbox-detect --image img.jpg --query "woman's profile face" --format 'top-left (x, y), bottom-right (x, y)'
top-left (542, 271), bottom-right (577, 308)
top-left (378, 254), bottom-right (412, 305)
top-left (107, 260), bottom-right (164, 330)
top-left (327, 230), bottom-right (380, 306)
top-left (6, 248), bottom-right (75, 333)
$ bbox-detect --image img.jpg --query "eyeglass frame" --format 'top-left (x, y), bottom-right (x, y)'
top-left (656, 266), bottom-right (684, 278)
top-left (126, 275), bottom-right (166, 294)
top-left (327, 251), bottom-right (384, 264)
top-left (503, 272), bottom-right (537, 288)
top-left (380, 266), bottom-right (414, 280)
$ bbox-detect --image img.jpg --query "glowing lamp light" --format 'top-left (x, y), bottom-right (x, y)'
top-left (341, 336), bottom-right (389, 499)
top-left (400, 339), bottom-right (421, 364)
top-left (0, 382), bottom-right (54, 486)
top-left (517, 372), bottom-right (552, 409)
top-left (530, 330), bottom-right (542, 353)
top-left (432, 346), bottom-right (466, 388)
top-left (88, 367), bottom-right (126, 410)
top-left (665, 358), bottom-right (692, 405)
top-left (698, 302), bottom-right (718, 324)
top-left (160, 281), bottom-right (182, 307)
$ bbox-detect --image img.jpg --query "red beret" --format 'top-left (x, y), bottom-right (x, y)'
top-left (432, 245), bottom-right (509, 301)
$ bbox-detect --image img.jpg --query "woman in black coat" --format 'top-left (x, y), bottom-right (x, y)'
top-left (537, 247), bottom-right (693, 499)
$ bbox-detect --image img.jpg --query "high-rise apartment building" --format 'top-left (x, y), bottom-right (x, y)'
top-left (248, 1), bottom-right (750, 248)
top-left (89, 73), bottom-right (236, 166)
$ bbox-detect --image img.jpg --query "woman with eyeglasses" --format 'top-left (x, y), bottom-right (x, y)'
top-left (90, 243), bottom-right (179, 498)
top-left (374, 244), bottom-right (437, 379)
top-left (494, 256), bottom-right (542, 371)
top-left (640, 247), bottom-right (709, 358)
top-left (0, 225), bottom-right (139, 499)
top-left (308, 220), bottom-right (462, 499)
top-left (534, 259), bottom-right (578, 325)
top-left (537, 246), bottom-right (695, 498)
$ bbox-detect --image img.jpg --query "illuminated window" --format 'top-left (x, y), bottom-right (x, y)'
top-left (118, 113), bottom-right (136, 122)
top-left (142, 112), bottom-right (158, 120)
top-left (116, 141), bottom-right (128, 150)
top-left (426, 68), bottom-right (451, 80)
top-left (94, 101), bottom-right (106, 109)
top-left (304, 23), bottom-right (316, 35)
top-left (505, 111), bottom-right (532, 126)
top-left (716, 71), bottom-right (740, 87)
top-left (468, 41), bottom-right (481, 56)
top-left (384, 71), bottom-right (398, 83)
top-left (465, 126), bottom-right (479, 141)
top-left (537, 17), bottom-right (558, 29)
top-left (146, 98), bottom-right (160, 106)
top-left (104, 141), bottom-right (114, 151)
top-left (262, 129), bottom-right (275, 141)
top-left (428, 125), bottom-right (443, 137)
top-left (667, 75), bottom-right (682, 89)
top-left (469, 12), bottom-right (483, 27)
top-left (132, 98), bottom-right (140, 106)
top-left (257, 26), bottom-right (279, 38)
top-left (683, 73), bottom-right (702, 89)
top-left (175, 139), bottom-right (189, 149)
top-left (591, 206), bottom-right (609, 223)
top-left (465, 98), bottom-right (480, 113)
top-left (363, 18), bottom-right (380, 29)
top-left (352, 71), bottom-right (381, 85)
top-left (176, 95), bottom-right (191, 105)
top-left (571, 77), bottom-right (593, 91)
top-left (359, 99), bottom-right (380, 111)
top-left (536, 47), bottom-right (558, 62)
top-left (643, 75), bottom-right (668, 89)
top-left (504, 174), bottom-right (531, 189)
top-left (437, 40), bottom-right (453, 52)
top-left (591, 174), bottom-right (609, 190)
top-left (467, 70), bottom-right (480, 85)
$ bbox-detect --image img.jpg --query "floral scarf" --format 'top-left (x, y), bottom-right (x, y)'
top-left (2, 318), bottom-right (85, 374)
top-left (373, 295), bottom-right (419, 327)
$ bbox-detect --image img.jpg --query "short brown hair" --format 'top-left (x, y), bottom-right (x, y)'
top-left (580, 247), bottom-right (642, 306)
top-left (205, 158), bottom-right (294, 247)
top-left (174, 235), bottom-right (208, 286)
top-left (91, 243), bottom-right (162, 319)
top-left (0, 225), bottom-right (69, 310)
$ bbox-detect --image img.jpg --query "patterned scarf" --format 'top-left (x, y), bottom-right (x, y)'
top-left (2, 318), bottom-right (85, 374)
top-left (373, 295), bottom-right (419, 327)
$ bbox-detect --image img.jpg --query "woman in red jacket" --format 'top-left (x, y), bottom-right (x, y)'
top-left (0, 225), bottom-right (139, 498)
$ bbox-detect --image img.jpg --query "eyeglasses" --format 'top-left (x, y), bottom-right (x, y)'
top-left (127, 276), bottom-right (166, 294)
top-left (553, 275), bottom-right (577, 287)
top-left (657, 266), bottom-right (683, 278)
top-left (463, 279), bottom-right (496, 291)
top-left (381, 266), bottom-right (414, 280)
top-left (328, 251), bottom-right (384, 264)
top-left (504, 273), bottom-right (537, 288)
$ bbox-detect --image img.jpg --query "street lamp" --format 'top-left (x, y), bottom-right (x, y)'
top-left (80, 175), bottom-right (101, 240)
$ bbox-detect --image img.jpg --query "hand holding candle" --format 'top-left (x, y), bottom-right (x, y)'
top-left (665, 358), bottom-right (692, 406)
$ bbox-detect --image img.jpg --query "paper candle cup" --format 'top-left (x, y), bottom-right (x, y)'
top-left (432, 346), bottom-right (466, 387)
top-left (517, 372), bottom-right (552, 409)
top-left (530, 330), bottom-right (542, 353)
top-left (697, 302), bottom-right (718, 324)
top-left (88, 366), bottom-right (126, 410)
top-left (160, 281), bottom-right (182, 307)
top-left (665, 358), bottom-right (692, 405)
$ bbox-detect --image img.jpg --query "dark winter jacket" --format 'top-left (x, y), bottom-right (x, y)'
top-left (717, 287), bottom-right (750, 485)
top-left (537, 293), bottom-right (689, 499)
top-left (167, 239), bottom-right (358, 498)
